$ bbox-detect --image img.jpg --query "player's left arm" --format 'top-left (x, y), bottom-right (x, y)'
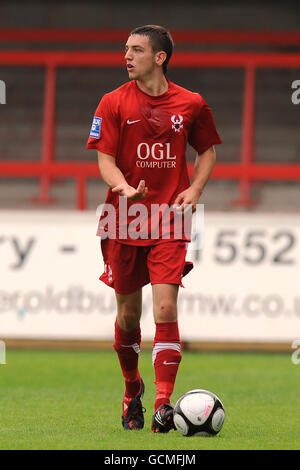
top-left (174, 145), bottom-right (216, 212)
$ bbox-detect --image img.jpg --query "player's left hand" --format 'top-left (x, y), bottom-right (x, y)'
top-left (173, 185), bottom-right (202, 213)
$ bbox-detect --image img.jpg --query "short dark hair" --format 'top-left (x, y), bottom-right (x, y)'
top-left (129, 25), bottom-right (174, 75)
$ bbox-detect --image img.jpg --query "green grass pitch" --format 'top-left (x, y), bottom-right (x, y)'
top-left (0, 348), bottom-right (299, 450)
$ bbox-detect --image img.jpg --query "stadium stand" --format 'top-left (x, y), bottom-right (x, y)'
top-left (0, 1), bottom-right (299, 211)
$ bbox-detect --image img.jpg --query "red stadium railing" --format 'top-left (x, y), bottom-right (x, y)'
top-left (1, 30), bottom-right (300, 210)
top-left (1, 28), bottom-right (300, 45)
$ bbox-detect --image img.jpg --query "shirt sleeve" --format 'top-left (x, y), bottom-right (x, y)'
top-left (188, 95), bottom-right (222, 154)
top-left (86, 93), bottom-right (120, 156)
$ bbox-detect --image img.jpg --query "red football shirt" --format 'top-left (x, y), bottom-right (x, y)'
top-left (87, 79), bottom-right (222, 245)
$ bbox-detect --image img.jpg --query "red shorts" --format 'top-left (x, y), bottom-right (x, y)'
top-left (99, 239), bottom-right (193, 295)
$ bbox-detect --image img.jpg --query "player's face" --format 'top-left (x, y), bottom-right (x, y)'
top-left (124, 35), bottom-right (157, 81)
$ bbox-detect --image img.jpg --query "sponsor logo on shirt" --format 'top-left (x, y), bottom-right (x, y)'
top-left (89, 116), bottom-right (102, 139)
top-left (136, 142), bottom-right (177, 168)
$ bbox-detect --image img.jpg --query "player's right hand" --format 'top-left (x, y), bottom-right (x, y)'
top-left (112, 180), bottom-right (148, 201)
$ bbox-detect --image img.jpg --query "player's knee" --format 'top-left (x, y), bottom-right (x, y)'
top-left (155, 300), bottom-right (177, 323)
top-left (118, 306), bottom-right (141, 331)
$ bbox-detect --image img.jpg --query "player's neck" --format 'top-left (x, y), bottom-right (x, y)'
top-left (136, 74), bottom-right (168, 97)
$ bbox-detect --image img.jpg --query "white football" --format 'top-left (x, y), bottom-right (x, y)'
top-left (174, 389), bottom-right (225, 436)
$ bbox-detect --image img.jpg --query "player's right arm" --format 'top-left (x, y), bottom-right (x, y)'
top-left (98, 151), bottom-right (148, 201)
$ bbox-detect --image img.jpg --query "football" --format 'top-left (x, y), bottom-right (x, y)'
top-left (173, 389), bottom-right (225, 436)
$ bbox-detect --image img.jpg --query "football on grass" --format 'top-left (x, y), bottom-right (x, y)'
top-left (173, 389), bottom-right (225, 436)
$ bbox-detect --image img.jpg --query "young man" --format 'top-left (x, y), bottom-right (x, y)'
top-left (87, 25), bottom-right (221, 432)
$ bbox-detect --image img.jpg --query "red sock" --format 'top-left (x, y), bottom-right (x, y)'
top-left (113, 320), bottom-right (141, 398)
top-left (152, 322), bottom-right (182, 411)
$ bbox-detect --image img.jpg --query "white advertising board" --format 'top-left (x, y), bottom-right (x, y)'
top-left (0, 210), bottom-right (299, 343)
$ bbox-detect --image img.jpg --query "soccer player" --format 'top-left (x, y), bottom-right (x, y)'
top-left (87, 25), bottom-right (221, 432)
